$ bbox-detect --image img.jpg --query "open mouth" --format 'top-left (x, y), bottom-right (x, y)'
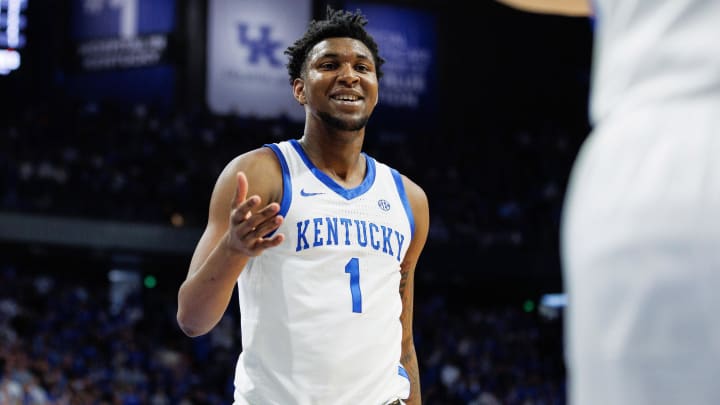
top-left (331, 94), bottom-right (363, 103)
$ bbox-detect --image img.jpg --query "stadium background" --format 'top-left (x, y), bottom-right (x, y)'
top-left (0, 0), bottom-right (593, 403)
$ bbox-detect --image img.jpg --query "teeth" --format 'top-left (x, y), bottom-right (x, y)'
top-left (334, 95), bottom-right (359, 101)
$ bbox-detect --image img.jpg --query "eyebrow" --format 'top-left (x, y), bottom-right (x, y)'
top-left (316, 52), bottom-right (373, 62)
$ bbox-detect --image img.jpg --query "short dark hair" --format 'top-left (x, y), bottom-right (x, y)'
top-left (284, 6), bottom-right (385, 84)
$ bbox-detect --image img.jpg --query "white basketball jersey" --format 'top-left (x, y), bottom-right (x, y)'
top-left (590, 0), bottom-right (720, 126)
top-left (233, 139), bottom-right (414, 405)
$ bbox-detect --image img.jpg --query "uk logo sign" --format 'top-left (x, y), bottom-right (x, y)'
top-left (237, 24), bottom-right (283, 67)
top-left (206, 0), bottom-right (310, 120)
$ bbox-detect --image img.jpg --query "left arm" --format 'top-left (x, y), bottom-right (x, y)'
top-left (494, 0), bottom-right (593, 16)
top-left (399, 175), bottom-right (430, 405)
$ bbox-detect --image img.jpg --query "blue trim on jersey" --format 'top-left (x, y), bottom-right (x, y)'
top-left (391, 168), bottom-right (415, 238)
top-left (398, 365), bottom-right (409, 381)
top-left (289, 139), bottom-right (376, 200)
top-left (264, 143), bottom-right (292, 236)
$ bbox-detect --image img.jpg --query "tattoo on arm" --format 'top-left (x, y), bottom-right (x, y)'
top-left (401, 343), bottom-right (421, 404)
top-left (399, 268), bottom-right (408, 296)
top-left (399, 265), bottom-right (420, 404)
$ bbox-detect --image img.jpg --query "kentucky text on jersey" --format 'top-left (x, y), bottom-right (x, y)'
top-left (295, 217), bottom-right (407, 262)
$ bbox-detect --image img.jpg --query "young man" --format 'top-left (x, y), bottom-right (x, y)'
top-left (496, 1), bottom-right (720, 404)
top-left (176, 7), bottom-right (428, 405)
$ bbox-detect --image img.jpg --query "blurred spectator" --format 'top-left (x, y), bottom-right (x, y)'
top-left (0, 264), bottom-right (565, 404)
top-left (1, 100), bottom-right (584, 255)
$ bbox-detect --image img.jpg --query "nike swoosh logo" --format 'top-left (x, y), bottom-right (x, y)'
top-left (300, 189), bottom-right (325, 197)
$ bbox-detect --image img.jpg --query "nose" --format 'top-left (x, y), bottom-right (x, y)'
top-left (337, 63), bottom-right (359, 85)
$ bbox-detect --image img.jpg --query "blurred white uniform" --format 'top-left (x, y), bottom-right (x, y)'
top-left (232, 139), bottom-right (413, 405)
top-left (562, 0), bottom-right (720, 404)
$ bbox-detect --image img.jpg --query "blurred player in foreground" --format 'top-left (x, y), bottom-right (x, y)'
top-left (496, 0), bottom-right (720, 404)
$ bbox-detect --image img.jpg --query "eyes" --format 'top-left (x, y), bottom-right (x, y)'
top-left (317, 61), bottom-right (373, 74)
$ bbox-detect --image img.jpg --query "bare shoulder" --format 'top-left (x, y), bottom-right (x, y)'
top-left (216, 146), bottom-right (284, 204)
top-left (400, 175), bottom-right (428, 213)
top-left (221, 146), bottom-right (280, 180)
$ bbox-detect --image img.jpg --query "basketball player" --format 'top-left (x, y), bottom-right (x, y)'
top-left (496, 0), bottom-right (720, 404)
top-left (176, 7), bottom-right (428, 405)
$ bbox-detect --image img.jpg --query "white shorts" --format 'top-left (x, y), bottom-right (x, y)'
top-left (561, 100), bottom-right (720, 405)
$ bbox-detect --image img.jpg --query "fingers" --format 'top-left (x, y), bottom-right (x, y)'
top-left (254, 233), bottom-right (285, 249)
top-left (229, 170), bottom-right (259, 225)
top-left (227, 171), bottom-right (285, 255)
top-left (229, 201), bottom-right (284, 250)
top-left (231, 198), bottom-right (278, 227)
top-left (241, 208), bottom-right (283, 239)
top-left (245, 230), bottom-right (285, 250)
top-left (233, 171), bottom-right (249, 208)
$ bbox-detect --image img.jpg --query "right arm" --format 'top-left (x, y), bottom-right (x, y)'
top-left (176, 147), bottom-right (285, 337)
top-left (494, 0), bottom-right (593, 16)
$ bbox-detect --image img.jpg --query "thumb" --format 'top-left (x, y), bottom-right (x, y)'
top-left (233, 171), bottom-right (249, 207)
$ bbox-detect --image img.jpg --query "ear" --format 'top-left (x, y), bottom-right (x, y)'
top-left (292, 78), bottom-right (306, 105)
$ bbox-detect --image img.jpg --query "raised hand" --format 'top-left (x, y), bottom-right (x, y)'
top-left (226, 172), bottom-right (285, 256)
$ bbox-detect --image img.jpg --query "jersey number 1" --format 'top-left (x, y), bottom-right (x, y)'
top-left (345, 258), bottom-right (362, 313)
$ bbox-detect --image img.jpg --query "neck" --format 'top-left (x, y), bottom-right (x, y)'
top-left (298, 133), bottom-right (366, 186)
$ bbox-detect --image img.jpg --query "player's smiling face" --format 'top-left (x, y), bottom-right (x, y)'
top-left (295, 37), bottom-right (379, 131)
